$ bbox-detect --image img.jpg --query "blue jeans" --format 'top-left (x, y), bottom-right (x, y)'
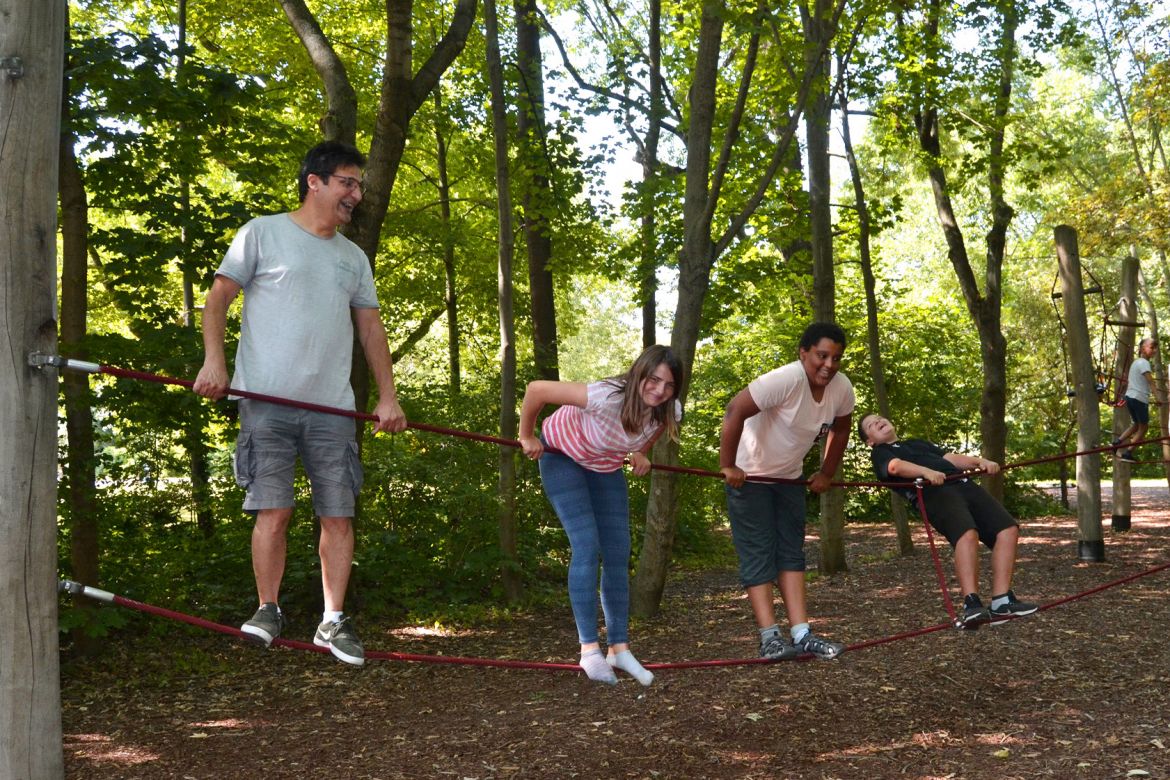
top-left (538, 450), bottom-right (631, 645)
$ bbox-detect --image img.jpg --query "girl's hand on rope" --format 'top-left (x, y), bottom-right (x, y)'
top-left (519, 435), bottom-right (544, 461)
top-left (978, 459), bottom-right (1001, 475)
top-left (721, 466), bottom-right (746, 488)
top-left (372, 396), bottom-right (407, 434)
top-left (628, 451), bottom-right (651, 477)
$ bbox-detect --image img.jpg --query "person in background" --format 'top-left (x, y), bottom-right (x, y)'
top-left (518, 345), bottom-right (683, 686)
top-left (719, 322), bottom-right (854, 661)
top-left (1116, 337), bottom-right (1158, 463)
top-left (859, 413), bottom-right (1038, 627)
top-left (194, 141), bottom-right (406, 667)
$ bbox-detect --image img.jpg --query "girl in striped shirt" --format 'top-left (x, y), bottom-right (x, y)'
top-left (519, 345), bottom-right (683, 686)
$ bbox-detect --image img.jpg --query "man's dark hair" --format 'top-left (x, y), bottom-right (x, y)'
top-left (799, 322), bottom-right (847, 351)
top-left (298, 141), bottom-right (367, 201)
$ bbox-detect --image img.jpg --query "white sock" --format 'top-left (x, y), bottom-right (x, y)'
top-left (608, 649), bottom-right (655, 687)
top-left (579, 649), bottom-right (618, 685)
top-left (322, 610), bottom-right (343, 624)
top-left (791, 622), bottom-right (810, 644)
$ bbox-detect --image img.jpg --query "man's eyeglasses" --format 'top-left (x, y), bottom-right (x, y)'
top-left (325, 174), bottom-right (365, 193)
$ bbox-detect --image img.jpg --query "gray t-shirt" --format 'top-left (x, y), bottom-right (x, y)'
top-left (1126, 356), bottom-right (1153, 403)
top-left (216, 213), bottom-right (379, 410)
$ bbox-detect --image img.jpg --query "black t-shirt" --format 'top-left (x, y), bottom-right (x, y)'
top-left (870, 438), bottom-right (961, 502)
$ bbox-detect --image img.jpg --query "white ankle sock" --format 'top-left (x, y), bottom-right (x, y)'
top-left (322, 610), bottom-right (343, 624)
top-left (579, 650), bottom-right (618, 685)
top-left (608, 649), bottom-right (654, 687)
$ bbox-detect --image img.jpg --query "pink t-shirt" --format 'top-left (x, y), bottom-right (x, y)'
top-left (542, 381), bottom-right (682, 473)
top-left (735, 361), bottom-right (855, 479)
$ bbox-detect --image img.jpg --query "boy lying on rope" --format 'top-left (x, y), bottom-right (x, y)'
top-left (858, 414), bottom-right (1038, 628)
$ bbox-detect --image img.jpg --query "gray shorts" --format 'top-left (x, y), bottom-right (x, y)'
top-left (234, 399), bottom-right (363, 518)
top-left (726, 481), bottom-right (808, 587)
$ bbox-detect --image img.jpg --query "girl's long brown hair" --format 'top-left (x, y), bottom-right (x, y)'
top-left (604, 345), bottom-right (684, 441)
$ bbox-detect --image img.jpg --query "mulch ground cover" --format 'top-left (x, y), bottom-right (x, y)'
top-left (62, 488), bottom-right (1170, 779)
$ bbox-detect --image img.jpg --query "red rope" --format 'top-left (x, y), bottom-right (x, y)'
top-left (95, 364), bottom-right (823, 486)
top-left (61, 559), bottom-right (1163, 670)
top-left (913, 483), bottom-right (959, 624)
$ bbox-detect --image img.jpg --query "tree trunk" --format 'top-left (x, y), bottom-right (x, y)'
top-left (59, 79), bottom-right (102, 654)
top-left (915, 108), bottom-right (1009, 500)
top-left (1, 0), bottom-right (66, 774)
top-left (803, 0), bottom-right (846, 575)
top-left (175, 0), bottom-right (215, 538)
top-left (909, 0), bottom-right (1014, 501)
top-left (632, 0), bottom-right (828, 616)
top-left (279, 0), bottom-right (477, 413)
top-left (631, 1), bottom-right (723, 617)
top-left (839, 80), bottom-right (913, 555)
top-left (514, 0), bottom-right (559, 380)
top-left (637, 0), bottom-right (664, 349)
top-left (485, 0), bottom-right (523, 602)
top-left (433, 89), bottom-right (461, 394)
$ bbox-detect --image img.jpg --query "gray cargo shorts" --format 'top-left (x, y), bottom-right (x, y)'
top-left (234, 399), bottom-right (363, 518)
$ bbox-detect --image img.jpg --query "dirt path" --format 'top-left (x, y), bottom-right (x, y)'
top-left (62, 500), bottom-right (1170, 779)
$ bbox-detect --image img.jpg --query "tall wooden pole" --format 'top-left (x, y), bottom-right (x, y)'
top-left (1, 0), bottom-right (67, 776)
top-left (1055, 226), bottom-right (1104, 561)
top-left (1110, 251), bottom-right (1140, 531)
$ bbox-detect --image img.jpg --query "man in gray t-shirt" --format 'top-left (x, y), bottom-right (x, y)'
top-left (193, 141), bottom-right (406, 666)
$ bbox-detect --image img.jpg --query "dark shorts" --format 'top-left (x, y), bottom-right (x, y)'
top-left (234, 399), bottom-right (363, 518)
top-left (918, 480), bottom-right (1017, 549)
top-left (726, 481), bottom-right (807, 587)
top-left (1126, 396), bottom-right (1150, 425)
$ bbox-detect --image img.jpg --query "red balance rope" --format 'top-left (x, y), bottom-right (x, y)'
top-left (60, 554), bottom-right (1170, 671)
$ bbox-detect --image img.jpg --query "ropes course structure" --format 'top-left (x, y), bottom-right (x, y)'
top-left (41, 354), bottom-right (1170, 674)
top-left (1049, 268), bottom-right (1147, 408)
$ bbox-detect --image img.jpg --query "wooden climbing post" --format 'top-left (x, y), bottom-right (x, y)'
top-left (1111, 251), bottom-right (1139, 531)
top-left (1055, 225), bottom-right (1104, 562)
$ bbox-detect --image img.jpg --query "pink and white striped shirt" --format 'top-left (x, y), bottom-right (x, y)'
top-left (541, 381), bottom-right (682, 473)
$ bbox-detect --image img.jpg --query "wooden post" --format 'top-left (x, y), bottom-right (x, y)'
top-left (0, 0), bottom-right (66, 777)
top-left (1055, 225), bottom-right (1104, 561)
top-left (1111, 251), bottom-right (1139, 531)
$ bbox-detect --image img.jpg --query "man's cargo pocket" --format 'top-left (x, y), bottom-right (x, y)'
top-left (233, 432), bottom-right (255, 489)
top-left (347, 440), bottom-right (364, 496)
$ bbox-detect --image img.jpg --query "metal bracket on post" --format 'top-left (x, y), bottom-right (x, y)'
top-left (1, 56), bottom-right (24, 80)
top-left (58, 579), bottom-right (116, 604)
top-left (27, 352), bottom-right (64, 370)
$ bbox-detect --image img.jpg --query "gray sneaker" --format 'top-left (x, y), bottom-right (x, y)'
top-left (240, 603), bottom-right (284, 647)
top-left (314, 616), bottom-right (365, 666)
top-left (795, 632), bottom-right (845, 660)
top-left (759, 634), bottom-right (799, 660)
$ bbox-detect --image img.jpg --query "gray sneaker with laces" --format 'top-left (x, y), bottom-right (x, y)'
top-left (314, 616), bottom-right (366, 666)
top-left (795, 632), bottom-right (845, 660)
top-left (241, 603), bottom-right (284, 647)
top-left (759, 634), bottom-right (799, 660)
